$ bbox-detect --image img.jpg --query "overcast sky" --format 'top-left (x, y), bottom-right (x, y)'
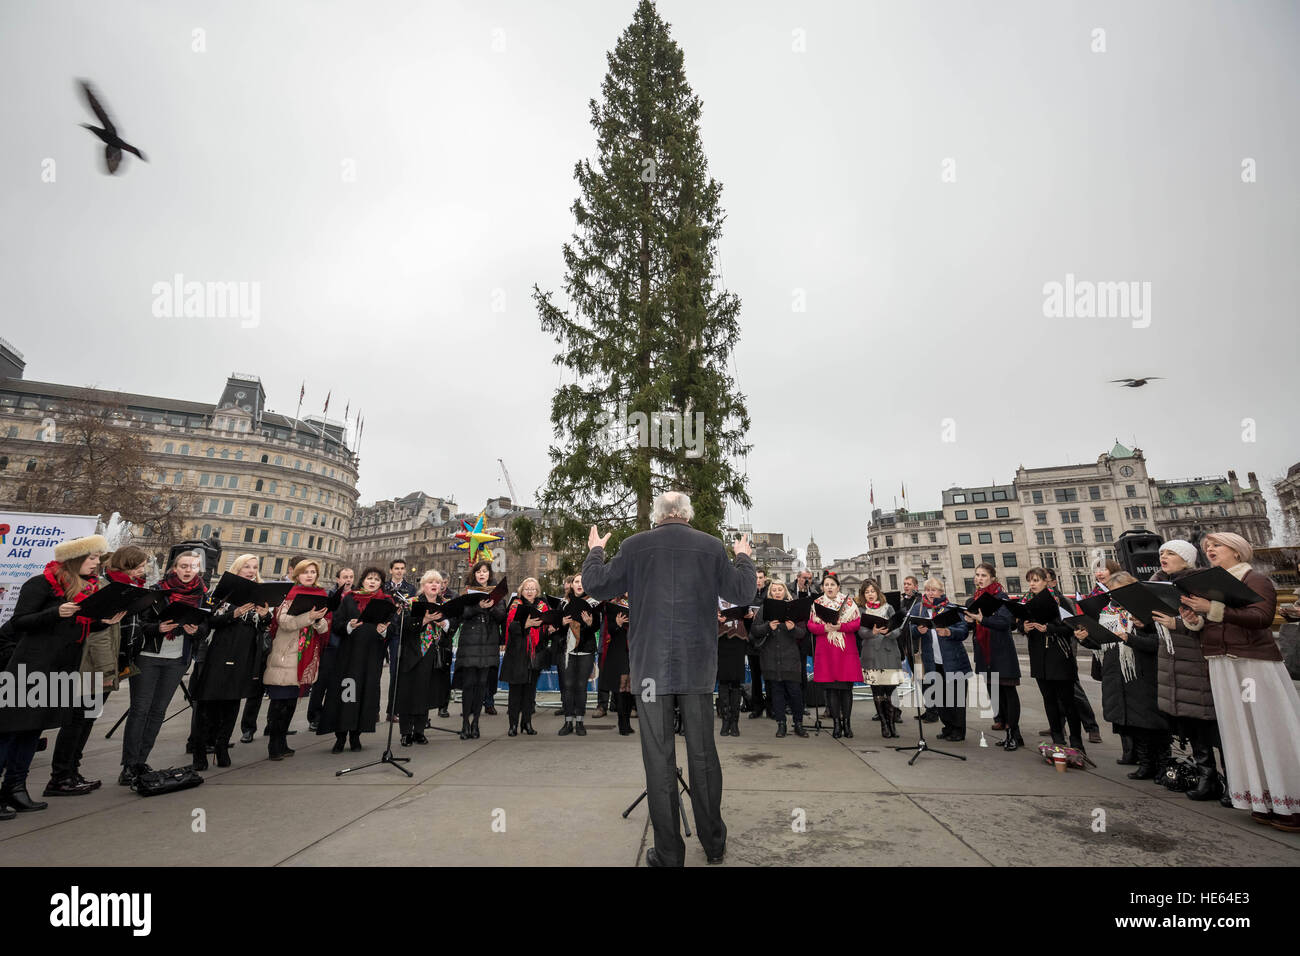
top-left (2, 0), bottom-right (1297, 563)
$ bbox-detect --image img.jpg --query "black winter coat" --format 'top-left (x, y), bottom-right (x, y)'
top-left (191, 604), bottom-right (270, 701)
top-left (317, 594), bottom-right (389, 734)
top-left (454, 592), bottom-right (507, 670)
top-left (1022, 590), bottom-right (1078, 681)
top-left (751, 610), bottom-right (806, 682)
top-left (500, 599), bottom-right (550, 684)
top-left (0, 573), bottom-right (112, 732)
top-left (859, 603), bottom-right (904, 674)
top-left (394, 614), bottom-right (450, 715)
top-left (968, 599), bottom-right (1020, 683)
top-left (1080, 624), bottom-right (1168, 732)
top-left (598, 610), bottom-right (631, 693)
top-left (716, 618), bottom-right (748, 683)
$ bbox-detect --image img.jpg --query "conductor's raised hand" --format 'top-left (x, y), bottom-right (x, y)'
top-left (733, 533), bottom-right (752, 558)
top-left (588, 525), bottom-right (611, 550)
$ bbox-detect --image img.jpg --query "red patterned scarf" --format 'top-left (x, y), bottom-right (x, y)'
top-left (507, 598), bottom-right (548, 658)
top-left (970, 580), bottom-right (1003, 662)
top-left (270, 584), bottom-right (329, 695)
top-left (43, 561), bottom-right (100, 643)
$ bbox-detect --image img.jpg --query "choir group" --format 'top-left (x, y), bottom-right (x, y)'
top-left (0, 528), bottom-right (1297, 835)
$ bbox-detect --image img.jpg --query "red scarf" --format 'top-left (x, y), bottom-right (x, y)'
top-left (507, 598), bottom-right (548, 659)
top-left (106, 568), bottom-right (146, 587)
top-left (970, 580), bottom-right (1003, 662)
top-left (351, 588), bottom-right (385, 613)
top-left (160, 571), bottom-right (206, 607)
top-left (271, 584), bottom-right (330, 695)
top-left (921, 594), bottom-right (947, 612)
top-left (43, 561), bottom-right (100, 643)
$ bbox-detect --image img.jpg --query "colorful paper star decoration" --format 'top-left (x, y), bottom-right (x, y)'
top-left (450, 511), bottom-right (503, 566)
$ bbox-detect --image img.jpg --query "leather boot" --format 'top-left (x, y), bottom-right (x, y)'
top-left (831, 714), bottom-right (842, 739)
top-left (729, 707), bottom-right (739, 737)
top-left (1117, 733), bottom-right (1137, 766)
top-left (1126, 737), bottom-right (1155, 779)
top-left (522, 716), bottom-right (537, 735)
top-left (190, 743), bottom-right (209, 771)
top-left (215, 740), bottom-right (232, 767)
top-left (793, 719), bottom-right (808, 738)
top-left (775, 720), bottom-right (787, 738)
top-left (1, 785), bottom-right (48, 812)
top-left (470, 715), bottom-right (481, 739)
top-left (349, 731), bottom-right (362, 752)
top-left (875, 698), bottom-right (890, 738)
top-left (460, 716), bottom-right (472, 740)
top-left (558, 717), bottom-right (574, 736)
top-left (1186, 740), bottom-right (1220, 801)
top-left (842, 715), bottom-right (854, 739)
top-left (508, 720), bottom-right (518, 737)
top-left (333, 734), bottom-right (347, 753)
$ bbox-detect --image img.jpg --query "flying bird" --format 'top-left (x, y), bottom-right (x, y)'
top-left (1111, 377), bottom-right (1163, 388)
top-left (77, 79), bottom-right (147, 174)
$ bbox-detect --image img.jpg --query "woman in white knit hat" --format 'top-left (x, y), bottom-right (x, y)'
top-left (0, 534), bottom-right (122, 813)
top-left (1174, 531), bottom-right (1300, 832)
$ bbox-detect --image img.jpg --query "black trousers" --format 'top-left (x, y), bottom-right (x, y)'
top-left (770, 679), bottom-right (804, 722)
top-left (507, 671), bottom-right (541, 723)
top-left (597, 689), bottom-right (610, 710)
top-left (718, 680), bottom-right (742, 716)
top-left (823, 687), bottom-right (855, 724)
top-left (1038, 677), bottom-right (1082, 747)
top-left (51, 716), bottom-right (96, 780)
top-left (638, 693), bottom-right (725, 865)
top-left (459, 666), bottom-right (492, 718)
top-left (561, 654), bottom-right (594, 717)
top-left (747, 655), bottom-right (766, 714)
top-left (1000, 684), bottom-right (1021, 737)
top-left (266, 697), bottom-right (298, 746)
top-left (308, 646), bottom-right (338, 724)
top-left (1073, 676), bottom-right (1098, 733)
top-left (399, 712), bottom-right (428, 736)
top-left (241, 686), bottom-right (265, 734)
top-left (930, 667), bottom-right (965, 737)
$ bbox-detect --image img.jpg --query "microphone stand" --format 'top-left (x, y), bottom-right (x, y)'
top-left (893, 623), bottom-right (965, 765)
top-left (337, 599), bottom-right (412, 778)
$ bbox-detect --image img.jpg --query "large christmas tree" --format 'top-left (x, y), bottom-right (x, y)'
top-left (532, 0), bottom-right (751, 568)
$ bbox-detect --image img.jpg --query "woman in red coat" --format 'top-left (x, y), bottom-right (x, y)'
top-left (806, 572), bottom-right (862, 738)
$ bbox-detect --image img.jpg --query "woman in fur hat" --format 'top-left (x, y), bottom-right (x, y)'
top-left (0, 535), bottom-right (123, 813)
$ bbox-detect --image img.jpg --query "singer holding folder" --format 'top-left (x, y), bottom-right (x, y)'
top-left (1173, 532), bottom-right (1300, 832)
top-left (262, 560), bottom-right (330, 760)
top-left (911, 578), bottom-right (970, 743)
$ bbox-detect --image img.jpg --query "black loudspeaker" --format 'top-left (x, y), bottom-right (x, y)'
top-left (1115, 530), bottom-right (1163, 581)
top-left (166, 536), bottom-right (223, 585)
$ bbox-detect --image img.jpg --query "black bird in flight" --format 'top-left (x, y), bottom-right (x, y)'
top-left (1111, 377), bottom-right (1163, 388)
top-left (77, 79), bottom-right (147, 174)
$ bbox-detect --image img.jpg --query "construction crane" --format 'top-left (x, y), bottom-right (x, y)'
top-left (497, 458), bottom-right (520, 505)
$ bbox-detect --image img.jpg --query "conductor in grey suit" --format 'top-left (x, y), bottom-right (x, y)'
top-left (581, 491), bottom-right (756, 866)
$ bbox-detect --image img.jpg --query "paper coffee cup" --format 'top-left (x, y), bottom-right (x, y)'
top-left (1053, 752), bottom-right (1067, 773)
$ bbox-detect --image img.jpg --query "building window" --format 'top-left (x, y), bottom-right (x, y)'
top-left (1054, 488), bottom-right (1078, 503)
top-left (1060, 509), bottom-right (1079, 523)
top-left (1089, 486), bottom-right (1101, 500)
top-left (1031, 490), bottom-right (1043, 505)
top-left (1006, 576), bottom-right (1021, 593)
top-left (974, 508), bottom-right (988, 519)
top-left (214, 475), bottom-right (225, 488)
top-left (1126, 485), bottom-right (1137, 498)
top-left (207, 448), bottom-right (215, 457)
top-left (1092, 507), bottom-right (1106, 522)
top-left (999, 530), bottom-right (1014, 543)
top-left (259, 529), bottom-right (269, 544)
top-left (1095, 527), bottom-right (1114, 543)
top-left (283, 508), bottom-right (292, 521)
top-left (885, 536), bottom-right (893, 547)
top-left (963, 577), bottom-right (976, 594)
top-left (1069, 551), bottom-right (1088, 569)
top-left (291, 533), bottom-right (301, 547)
top-left (954, 510), bottom-right (968, 521)
top-left (981, 553), bottom-right (995, 567)
top-left (173, 472), bottom-right (183, 484)
top-left (928, 532), bottom-right (936, 543)
top-left (296, 510), bottom-right (304, 524)
top-left (180, 444), bottom-right (189, 455)
top-left (1035, 530), bottom-right (1055, 546)
top-left (269, 480), bottom-right (277, 493)
top-left (992, 489), bottom-right (1008, 501)
top-left (222, 500), bottom-right (233, 515)
top-left (957, 533), bottom-right (972, 545)
top-left (201, 524), bottom-right (212, 538)
top-left (1064, 529), bottom-right (1085, 545)
top-left (961, 555), bottom-right (975, 569)
top-left (889, 574), bottom-right (897, 589)
top-left (910, 534), bottom-right (918, 544)
top-left (1035, 511), bottom-right (1047, 525)
top-left (164, 442), bottom-right (174, 454)
top-left (207, 499), bottom-right (219, 513)
top-left (273, 558), bottom-right (283, 575)
top-left (995, 507), bottom-right (1009, 518)
top-left (243, 528), bottom-right (254, 543)
top-left (978, 532), bottom-right (992, 544)
top-left (250, 504), bottom-right (259, 517)
top-left (199, 473), bottom-right (210, 487)
top-left (972, 492), bottom-right (987, 503)
top-left (274, 456), bottom-right (284, 466)
top-left (952, 494), bottom-right (966, 504)
top-left (280, 532), bottom-right (288, 546)
top-left (228, 476), bottom-right (238, 490)
top-left (1002, 553), bottom-right (1018, 567)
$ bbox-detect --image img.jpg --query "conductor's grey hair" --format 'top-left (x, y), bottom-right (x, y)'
top-left (652, 491), bottom-right (694, 525)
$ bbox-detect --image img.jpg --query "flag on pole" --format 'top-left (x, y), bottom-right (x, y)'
top-left (902, 482), bottom-right (907, 504)
top-left (299, 382), bottom-right (305, 403)
top-left (323, 391), bottom-right (331, 415)
top-left (343, 400), bottom-right (349, 422)
top-left (869, 482), bottom-right (874, 507)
